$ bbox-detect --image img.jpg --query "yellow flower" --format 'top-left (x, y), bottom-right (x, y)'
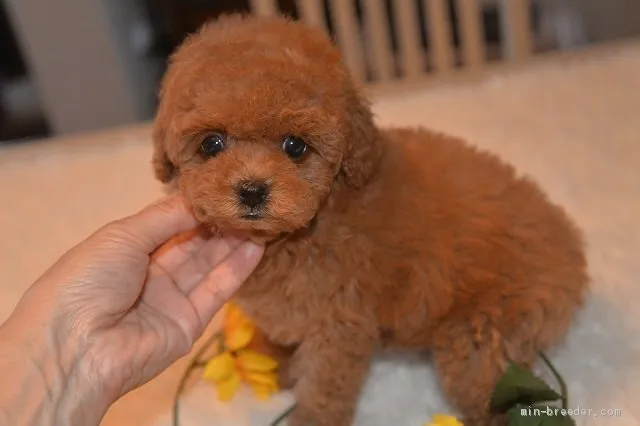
top-left (223, 302), bottom-right (255, 351)
top-left (203, 302), bottom-right (280, 402)
top-left (426, 414), bottom-right (464, 426)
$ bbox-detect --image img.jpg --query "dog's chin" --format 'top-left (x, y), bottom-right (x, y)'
top-left (209, 214), bottom-right (314, 244)
top-left (217, 227), bottom-right (274, 244)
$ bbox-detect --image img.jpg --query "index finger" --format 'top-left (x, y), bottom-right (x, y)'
top-left (115, 194), bottom-right (200, 253)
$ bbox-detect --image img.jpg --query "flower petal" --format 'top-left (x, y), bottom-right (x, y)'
top-left (250, 382), bottom-right (276, 401)
top-left (244, 370), bottom-right (279, 389)
top-left (215, 370), bottom-right (241, 402)
top-left (224, 302), bottom-right (242, 324)
top-left (225, 322), bottom-right (255, 351)
top-left (224, 302), bottom-right (253, 330)
top-left (236, 349), bottom-right (279, 372)
top-left (203, 352), bottom-right (235, 383)
top-left (427, 414), bottom-right (464, 426)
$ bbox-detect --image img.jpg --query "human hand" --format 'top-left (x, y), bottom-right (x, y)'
top-left (0, 194), bottom-right (264, 425)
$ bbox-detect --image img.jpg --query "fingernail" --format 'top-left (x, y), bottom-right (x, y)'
top-left (240, 241), bottom-right (264, 260)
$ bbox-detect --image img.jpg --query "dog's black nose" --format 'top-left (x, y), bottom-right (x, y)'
top-left (237, 181), bottom-right (269, 208)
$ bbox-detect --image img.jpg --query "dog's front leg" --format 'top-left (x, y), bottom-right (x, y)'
top-left (288, 317), bottom-right (377, 426)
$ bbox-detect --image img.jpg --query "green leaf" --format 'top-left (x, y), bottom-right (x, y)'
top-left (490, 362), bottom-right (562, 412)
top-left (507, 405), bottom-right (576, 426)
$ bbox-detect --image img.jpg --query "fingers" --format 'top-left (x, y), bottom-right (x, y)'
top-left (189, 241), bottom-right (264, 327)
top-left (110, 194), bottom-right (199, 254)
top-left (150, 236), bottom-right (245, 294)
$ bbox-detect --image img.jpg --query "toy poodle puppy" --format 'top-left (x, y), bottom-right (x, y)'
top-left (151, 14), bottom-right (589, 426)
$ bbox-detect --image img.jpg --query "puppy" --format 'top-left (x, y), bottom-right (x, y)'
top-left (151, 14), bottom-right (589, 426)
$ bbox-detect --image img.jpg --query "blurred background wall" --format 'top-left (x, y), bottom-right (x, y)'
top-left (1, 0), bottom-right (639, 143)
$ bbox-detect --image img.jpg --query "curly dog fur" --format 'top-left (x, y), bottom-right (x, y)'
top-left (151, 14), bottom-right (589, 426)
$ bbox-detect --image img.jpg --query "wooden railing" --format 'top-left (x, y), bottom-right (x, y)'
top-left (248, 0), bottom-right (535, 85)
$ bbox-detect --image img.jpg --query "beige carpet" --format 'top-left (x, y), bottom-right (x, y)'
top-left (1, 40), bottom-right (639, 426)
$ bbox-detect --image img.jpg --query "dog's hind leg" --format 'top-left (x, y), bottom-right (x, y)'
top-left (429, 307), bottom-right (544, 426)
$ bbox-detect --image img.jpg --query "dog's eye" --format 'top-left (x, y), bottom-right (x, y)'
top-left (200, 133), bottom-right (226, 158)
top-left (281, 135), bottom-right (307, 159)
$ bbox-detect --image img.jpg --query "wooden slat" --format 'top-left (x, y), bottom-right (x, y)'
top-left (455, 0), bottom-right (485, 69)
top-left (329, 0), bottom-right (367, 82)
top-left (249, 0), bottom-right (279, 17)
top-left (392, 0), bottom-right (424, 79)
top-left (424, 0), bottom-right (454, 73)
top-left (296, 0), bottom-right (326, 30)
top-left (362, 0), bottom-right (394, 81)
top-left (499, 0), bottom-right (533, 61)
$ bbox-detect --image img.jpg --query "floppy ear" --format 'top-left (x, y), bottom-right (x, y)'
top-left (340, 89), bottom-right (382, 188)
top-left (151, 70), bottom-right (178, 184)
top-left (151, 124), bottom-right (176, 184)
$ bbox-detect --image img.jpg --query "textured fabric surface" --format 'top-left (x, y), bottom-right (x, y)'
top-left (1, 41), bottom-right (639, 426)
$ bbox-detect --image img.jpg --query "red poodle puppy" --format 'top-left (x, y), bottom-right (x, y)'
top-left (151, 14), bottom-right (589, 426)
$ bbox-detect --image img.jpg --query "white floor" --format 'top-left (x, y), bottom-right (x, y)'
top-left (1, 41), bottom-right (639, 426)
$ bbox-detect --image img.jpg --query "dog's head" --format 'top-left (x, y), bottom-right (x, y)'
top-left (152, 14), bottom-right (381, 239)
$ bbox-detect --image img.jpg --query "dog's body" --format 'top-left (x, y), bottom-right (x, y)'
top-left (152, 14), bottom-right (588, 426)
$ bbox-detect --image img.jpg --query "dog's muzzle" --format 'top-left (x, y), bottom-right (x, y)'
top-left (236, 180), bottom-right (269, 219)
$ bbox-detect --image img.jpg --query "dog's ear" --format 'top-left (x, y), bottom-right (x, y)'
top-left (151, 114), bottom-right (177, 184)
top-left (340, 89), bottom-right (382, 188)
top-left (151, 68), bottom-right (179, 184)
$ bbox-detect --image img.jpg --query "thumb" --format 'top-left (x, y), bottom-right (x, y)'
top-left (189, 241), bottom-right (264, 328)
top-left (106, 194), bottom-right (199, 254)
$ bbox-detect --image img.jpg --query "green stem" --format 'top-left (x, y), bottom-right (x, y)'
top-left (539, 351), bottom-right (568, 409)
top-left (269, 403), bottom-right (297, 426)
top-left (172, 332), bottom-right (222, 426)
